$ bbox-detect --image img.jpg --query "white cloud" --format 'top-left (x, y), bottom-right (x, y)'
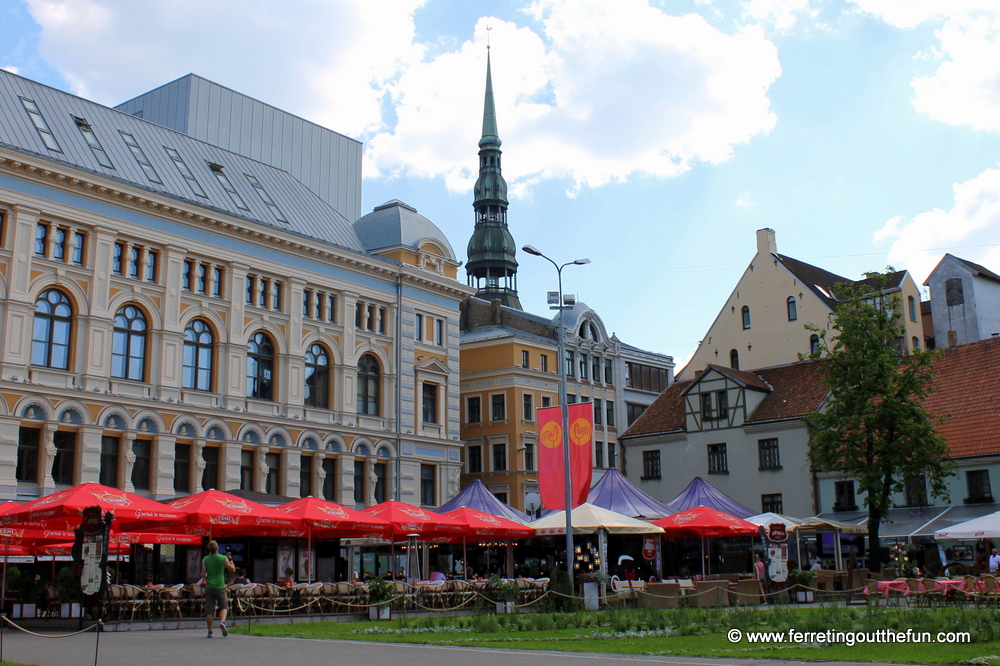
top-left (875, 168), bottom-right (1000, 282)
top-left (744, 0), bottom-right (812, 32)
top-left (847, 0), bottom-right (998, 29)
top-left (22, 0), bottom-right (780, 195)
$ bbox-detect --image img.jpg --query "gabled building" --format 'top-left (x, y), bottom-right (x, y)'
top-left (923, 254), bottom-right (1000, 349)
top-left (620, 359), bottom-right (830, 517)
top-left (679, 229), bottom-right (924, 377)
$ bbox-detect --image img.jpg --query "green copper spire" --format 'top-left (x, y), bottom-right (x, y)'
top-left (467, 49), bottom-right (520, 310)
top-left (479, 51), bottom-right (501, 150)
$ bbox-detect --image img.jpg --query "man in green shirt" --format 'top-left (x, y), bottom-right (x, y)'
top-left (202, 540), bottom-right (235, 638)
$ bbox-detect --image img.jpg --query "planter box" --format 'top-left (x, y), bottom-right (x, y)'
top-left (368, 604), bottom-right (390, 620)
top-left (582, 582), bottom-right (600, 611)
top-left (494, 601), bottom-right (515, 614)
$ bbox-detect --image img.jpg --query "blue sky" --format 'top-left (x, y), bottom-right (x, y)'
top-left (3, 0), bottom-right (1000, 368)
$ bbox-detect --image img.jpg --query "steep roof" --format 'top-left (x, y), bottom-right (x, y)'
top-left (0, 68), bottom-right (366, 253)
top-left (354, 199), bottom-right (456, 260)
top-left (666, 477), bottom-right (755, 518)
top-left (437, 479), bottom-right (530, 523)
top-left (955, 257), bottom-right (1000, 284)
top-left (587, 468), bottom-right (676, 519)
top-left (620, 379), bottom-right (691, 438)
top-left (853, 270), bottom-right (907, 292)
top-left (776, 254), bottom-right (852, 309)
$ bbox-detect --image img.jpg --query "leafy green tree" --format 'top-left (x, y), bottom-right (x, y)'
top-left (805, 271), bottom-right (950, 571)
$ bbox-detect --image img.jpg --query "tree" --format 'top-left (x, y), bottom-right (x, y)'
top-left (805, 270), bottom-right (951, 572)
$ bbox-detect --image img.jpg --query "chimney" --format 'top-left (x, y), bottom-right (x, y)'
top-left (947, 330), bottom-right (958, 348)
top-left (756, 228), bottom-right (777, 257)
top-left (491, 299), bottom-right (502, 325)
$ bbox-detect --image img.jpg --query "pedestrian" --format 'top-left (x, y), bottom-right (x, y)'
top-left (202, 540), bottom-right (235, 638)
top-left (989, 548), bottom-right (1000, 573)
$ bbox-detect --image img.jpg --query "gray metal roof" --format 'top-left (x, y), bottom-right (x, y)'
top-left (0, 69), bottom-right (366, 253)
top-left (354, 199), bottom-right (456, 260)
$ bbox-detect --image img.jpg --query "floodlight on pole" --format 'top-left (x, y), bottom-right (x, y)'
top-left (520, 244), bottom-right (589, 591)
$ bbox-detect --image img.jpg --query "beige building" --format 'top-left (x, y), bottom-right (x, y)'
top-left (680, 229), bottom-right (924, 377)
top-left (0, 69), bottom-right (472, 507)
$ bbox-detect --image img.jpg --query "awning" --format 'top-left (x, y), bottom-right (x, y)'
top-left (817, 503), bottom-right (1000, 540)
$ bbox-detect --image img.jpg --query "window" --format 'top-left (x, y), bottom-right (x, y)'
top-left (608, 441), bottom-right (617, 469)
top-left (810, 334), bottom-right (820, 355)
top-left (51, 432), bottom-right (75, 485)
top-left (834, 480), bottom-right (856, 511)
top-left (353, 459), bottom-right (366, 504)
top-left (209, 163), bottom-right (249, 211)
top-left (173, 443), bottom-right (191, 493)
top-left (240, 450), bottom-right (255, 491)
top-left (967, 470), bottom-right (992, 503)
top-left (20, 97), bottom-right (61, 152)
top-left (908, 295), bottom-right (917, 322)
top-left (129, 246), bottom-right (140, 279)
top-left (420, 465), bottom-right (436, 506)
top-left (523, 393), bottom-right (533, 421)
top-left (742, 306), bottom-right (751, 329)
top-left (761, 494), bottom-right (783, 514)
top-left (74, 117), bottom-right (114, 168)
top-left (625, 362), bottom-right (668, 392)
top-left (15, 428), bottom-right (40, 483)
top-left (606, 402), bottom-right (615, 427)
top-left (72, 232), bottom-right (85, 265)
top-left (717, 391), bottom-right (728, 419)
top-left (246, 333), bottom-right (274, 400)
top-left (245, 173), bottom-right (287, 223)
top-left (642, 450), bottom-right (661, 480)
top-left (467, 396), bottom-right (482, 424)
top-left (491, 394), bottom-right (506, 421)
top-left (100, 436), bottom-right (120, 487)
top-left (567, 394), bottom-right (576, 404)
top-left (524, 443), bottom-right (534, 471)
top-left (492, 442), bottom-right (507, 471)
top-left (758, 438), bottom-right (780, 470)
top-left (212, 268), bottom-right (223, 298)
top-left (113, 242), bottom-right (124, 275)
top-left (701, 393), bottom-right (713, 420)
top-left (131, 439), bottom-right (152, 490)
top-left (593, 399), bottom-right (602, 425)
top-left (730, 349), bottom-right (739, 370)
top-left (264, 452), bottom-right (281, 495)
top-left (707, 443), bottom-right (728, 474)
top-left (436, 319), bottom-right (444, 347)
top-left (197, 264), bottom-right (208, 294)
top-left (604, 360), bottom-right (613, 384)
top-left (164, 146), bottom-right (207, 197)
top-left (627, 403), bottom-right (647, 425)
top-left (522, 350), bottom-right (530, 368)
top-left (565, 351), bottom-right (574, 377)
top-left (946, 278), bottom-right (964, 306)
top-left (146, 250), bottom-right (157, 282)
top-left (32, 289), bottom-right (73, 369)
top-left (374, 462), bottom-right (387, 504)
top-left (787, 296), bottom-right (797, 321)
top-left (322, 458), bottom-right (337, 502)
top-left (422, 383), bottom-right (438, 423)
top-left (182, 261), bottom-right (192, 290)
top-left (304, 344), bottom-right (330, 409)
top-left (35, 223), bottom-right (47, 257)
top-left (299, 455), bottom-right (313, 498)
top-left (357, 354), bottom-right (380, 415)
top-left (541, 396), bottom-right (551, 408)
top-left (912, 336), bottom-right (920, 350)
top-left (415, 314), bottom-right (424, 341)
top-left (53, 228), bottom-right (66, 261)
top-left (201, 446), bottom-right (220, 491)
top-left (120, 132), bottom-right (161, 183)
top-left (592, 356), bottom-right (601, 382)
top-left (904, 476), bottom-right (927, 506)
top-left (112, 305), bottom-right (147, 382)
top-left (183, 320), bottom-right (214, 391)
top-left (540, 354), bottom-right (548, 373)
top-left (595, 441), bottom-right (604, 468)
top-left (579, 353), bottom-right (588, 379)
top-left (468, 445), bottom-right (482, 473)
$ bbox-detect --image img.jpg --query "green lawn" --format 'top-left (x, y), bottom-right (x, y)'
top-left (230, 606), bottom-right (1000, 664)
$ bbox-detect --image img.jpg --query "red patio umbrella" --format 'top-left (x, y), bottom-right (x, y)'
top-left (0, 483), bottom-right (184, 532)
top-left (276, 497), bottom-right (392, 539)
top-left (36, 541), bottom-right (131, 557)
top-left (441, 508), bottom-right (535, 541)
top-left (361, 501), bottom-right (466, 540)
top-left (654, 506), bottom-right (759, 577)
top-left (111, 532), bottom-right (203, 546)
top-left (164, 489), bottom-right (303, 538)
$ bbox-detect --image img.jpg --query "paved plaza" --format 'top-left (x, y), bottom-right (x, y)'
top-left (0, 626), bottom-right (918, 666)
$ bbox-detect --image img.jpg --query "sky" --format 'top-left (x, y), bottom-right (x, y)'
top-left (2, 0), bottom-right (1000, 369)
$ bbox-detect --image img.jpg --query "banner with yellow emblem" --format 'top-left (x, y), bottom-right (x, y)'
top-left (537, 403), bottom-right (594, 510)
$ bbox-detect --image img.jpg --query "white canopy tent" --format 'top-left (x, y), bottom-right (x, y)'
top-left (935, 511), bottom-right (1000, 540)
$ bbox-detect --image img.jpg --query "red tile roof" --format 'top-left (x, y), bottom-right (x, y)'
top-left (621, 379), bottom-right (691, 438)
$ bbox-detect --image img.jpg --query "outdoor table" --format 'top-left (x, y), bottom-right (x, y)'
top-left (865, 580), bottom-right (909, 599)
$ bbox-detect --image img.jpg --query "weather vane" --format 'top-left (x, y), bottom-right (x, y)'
top-left (487, 24), bottom-right (491, 49)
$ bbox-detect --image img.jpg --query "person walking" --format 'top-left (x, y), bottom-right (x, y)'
top-left (202, 540), bottom-right (235, 638)
top-left (989, 548), bottom-right (1000, 574)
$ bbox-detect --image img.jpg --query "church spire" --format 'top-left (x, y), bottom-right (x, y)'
top-left (466, 51), bottom-right (521, 309)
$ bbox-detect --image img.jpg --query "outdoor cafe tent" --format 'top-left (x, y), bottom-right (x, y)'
top-left (655, 506), bottom-right (759, 576)
top-left (164, 489), bottom-right (303, 538)
top-left (666, 477), bottom-right (755, 519)
top-left (587, 468), bottom-right (676, 520)
top-left (437, 479), bottom-right (531, 523)
top-left (0, 483), bottom-right (185, 532)
top-left (935, 510), bottom-right (1000, 540)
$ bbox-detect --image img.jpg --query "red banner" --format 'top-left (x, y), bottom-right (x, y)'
top-left (538, 403), bottom-right (594, 511)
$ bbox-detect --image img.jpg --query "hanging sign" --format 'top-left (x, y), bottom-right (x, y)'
top-left (642, 536), bottom-right (657, 561)
top-left (72, 506), bottom-right (112, 608)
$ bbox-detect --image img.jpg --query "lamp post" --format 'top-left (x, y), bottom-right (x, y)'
top-left (522, 244), bottom-right (589, 590)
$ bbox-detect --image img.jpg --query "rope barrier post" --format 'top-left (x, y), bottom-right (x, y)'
top-left (93, 619), bottom-right (102, 666)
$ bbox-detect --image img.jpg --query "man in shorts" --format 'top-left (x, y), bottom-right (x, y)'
top-left (202, 540), bottom-right (235, 638)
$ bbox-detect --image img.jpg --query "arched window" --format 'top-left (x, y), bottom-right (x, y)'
top-left (32, 289), bottom-right (72, 369)
top-left (908, 295), bottom-right (917, 322)
top-left (357, 354), bottom-right (380, 415)
top-left (206, 425), bottom-right (226, 441)
top-left (741, 306), bottom-right (751, 330)
top-left (112, 305), bottom-right (147, 381)
top-left (787, 297), bottom-right (797, 322)
top-left (912, 336), bottom-right (920, 350)
top-left (729, 349), bottom-right (739, 370)
top-left (304, 343), bottom-right (330, 409)
top-left (246, 332), bottom-right (274, 400)
top-left (810, 334), bottom-right (820, 354)
top-left (182, 320), bottom-right (214, 391)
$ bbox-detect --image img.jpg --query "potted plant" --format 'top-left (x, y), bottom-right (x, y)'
top-left (788, 570), bottom-right (816, 603)
top-left (366, 576), bottom-right (394, 620)
top-left (487, 575), bottom-right (519, 614)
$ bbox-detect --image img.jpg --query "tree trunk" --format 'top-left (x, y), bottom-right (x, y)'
top-left (868, 513), bottom-right (882, 573)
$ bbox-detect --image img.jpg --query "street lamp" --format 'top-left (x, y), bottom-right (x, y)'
top-left (521, 244), bottom-right (590, 590)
